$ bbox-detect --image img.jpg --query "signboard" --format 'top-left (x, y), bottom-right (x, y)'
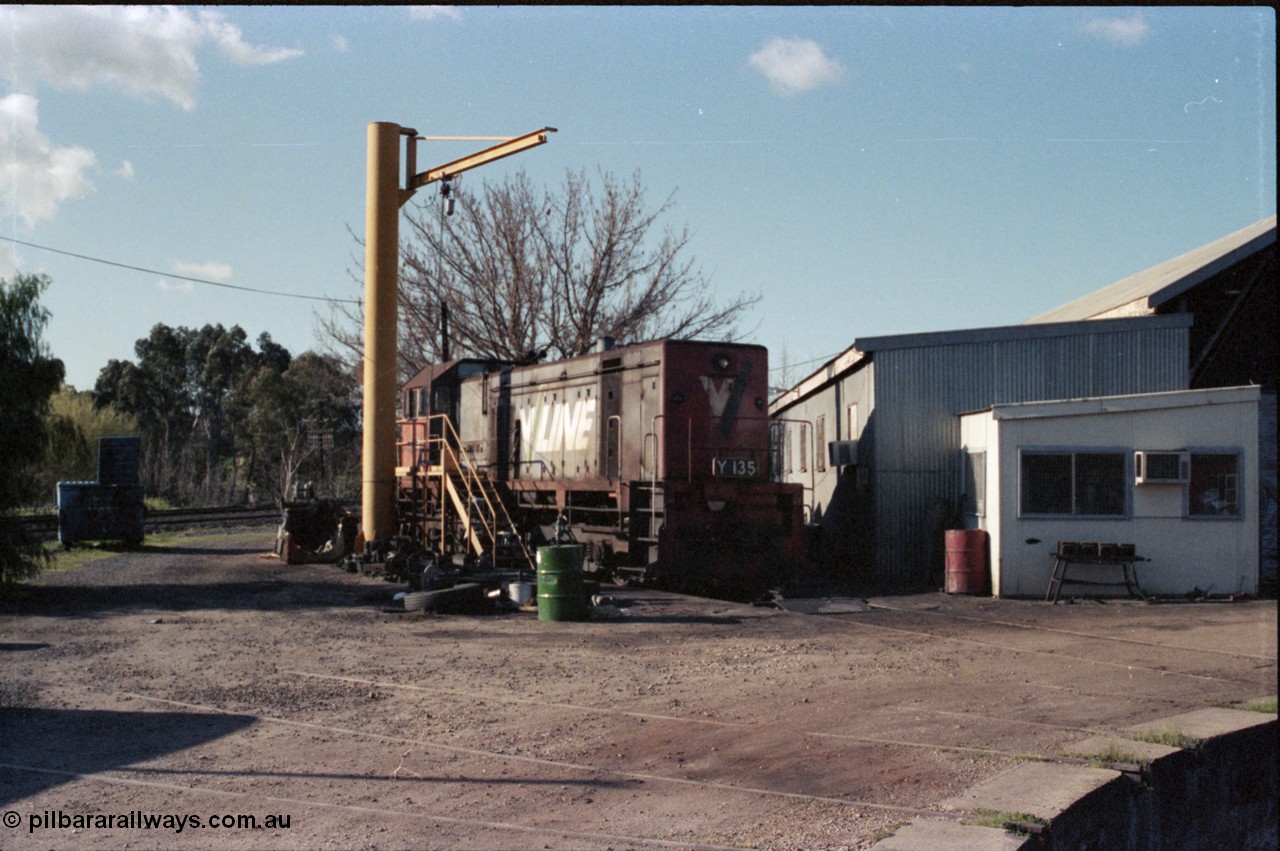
top-left (713, 457), bottom-right (758, 478)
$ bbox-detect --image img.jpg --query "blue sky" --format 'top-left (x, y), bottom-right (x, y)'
top-left (2, 6), bottom-right (1275, 391)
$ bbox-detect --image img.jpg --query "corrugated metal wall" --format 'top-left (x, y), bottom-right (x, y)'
top-left (1260, 391), bottom-right (1277, 590)
top-left (867, 322), bottom-right (1189, 584)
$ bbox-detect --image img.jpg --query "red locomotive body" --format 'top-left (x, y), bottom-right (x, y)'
top-left (396, 339), bottom-right (805, 598)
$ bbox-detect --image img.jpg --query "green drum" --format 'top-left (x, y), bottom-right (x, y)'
top-left (536, 544), bottom-right (588, 622)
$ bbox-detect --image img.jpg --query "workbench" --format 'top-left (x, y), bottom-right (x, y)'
top-left (1046, 542), bottom-right (1147, 603)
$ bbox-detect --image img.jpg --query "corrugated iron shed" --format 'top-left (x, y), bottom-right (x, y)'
top-left (1024, 215), bottom-right (1276, 324)
top-left (771, 315), bottom-right (1191, 587)
top-left (855, 316), bottom-right (1191, 585)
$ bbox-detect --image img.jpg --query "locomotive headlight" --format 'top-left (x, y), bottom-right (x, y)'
top-left (707, 500), bottom-right (726, 511)
top-left (713, 354), bottom-right (731, 371)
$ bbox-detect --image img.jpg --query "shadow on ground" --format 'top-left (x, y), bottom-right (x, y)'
top-left (0, 579), bottom-right (385, 617)
top-left (0, 707), bottom-right (256, 808)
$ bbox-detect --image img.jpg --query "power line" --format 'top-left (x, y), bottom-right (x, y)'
top-left (4, 233), bottom-right (844, 371)
top-left (768, 350), bottom-right (843, 375)
top-left (1, 234), bottom-right (360, 305)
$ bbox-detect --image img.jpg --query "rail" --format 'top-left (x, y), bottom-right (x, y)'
top-left (769, 417), bottom-right (818, 524)
top-left (640, 411), bottom-right (806, 539)
top-left (644, 413), bottom-right (776, 483)
top-left (5, 504), bottom-right (313, 541)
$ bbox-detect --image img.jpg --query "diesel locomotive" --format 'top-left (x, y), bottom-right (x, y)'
top-left (393, 338), bottom-right (806, 598)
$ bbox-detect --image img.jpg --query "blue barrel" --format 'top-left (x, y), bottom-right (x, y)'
top-left (536, 545), bottom-right (588, 622)
top-left (57, 481), bottom-right (97, 546)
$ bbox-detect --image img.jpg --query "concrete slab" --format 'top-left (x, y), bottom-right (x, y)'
top-left (939, 760), bottom-right (1118, 821)
top-left (775, 596), bottom-right (871, 614)
top-left (872, 818), bottom-right (1031, 851)
top-left (1125, 706), bottom-right (1276, 741)
top-left (1062, 735), bottom-right (1180, 763)
top-left (865, 596), bottom-right (942, 611)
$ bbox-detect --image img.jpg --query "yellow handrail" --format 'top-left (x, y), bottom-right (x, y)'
top-left (397, 414), bottom-right (535, 571)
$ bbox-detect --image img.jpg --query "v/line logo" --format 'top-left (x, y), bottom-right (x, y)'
top-left (699, 376), bottom-right (735, 417)
top-left (516, 397), bottom-right (597, 454)
top-left (514, 367), bottom-right (750, 455)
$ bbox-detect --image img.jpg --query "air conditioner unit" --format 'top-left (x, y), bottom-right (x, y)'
top-left (828, 440), bottom-right (858, 467)
top-left (1134, 450), bottom-right (1189, 485)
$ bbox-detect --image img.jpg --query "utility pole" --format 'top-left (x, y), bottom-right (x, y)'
top-left (361, 123), bottom-right (555, 545)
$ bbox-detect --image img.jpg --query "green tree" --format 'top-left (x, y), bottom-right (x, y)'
top-left (238, 351), bottom-right (359, 503)
top-left (34, 388), bottom-right (141, 500)
top-left (94, 325), bottom-right (356, 506)
top-left (94, 324), bottom-right (285, 503)
top-left (1, 273), bottom-right (65, 583)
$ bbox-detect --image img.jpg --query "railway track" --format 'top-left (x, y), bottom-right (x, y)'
top-left (5, 504), bottom-right (346, 541)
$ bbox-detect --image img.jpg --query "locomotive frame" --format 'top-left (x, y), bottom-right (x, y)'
top-left (394, 339), bottom-right (807, 598)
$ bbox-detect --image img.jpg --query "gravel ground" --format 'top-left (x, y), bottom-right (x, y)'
top-left (1, 526), bottom-right (1275, 850)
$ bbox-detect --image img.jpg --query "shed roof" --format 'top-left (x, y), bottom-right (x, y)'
top-left (769, 345), bottom-right (868, 414)
top-left (977, 384), bottom-right (1261, 422)
top-left (853, 313), bottom-right (1190, 353)
top-left (770, 313), bottom-right (1190, 415)
top-left (1024, 215), bottom-right (1277, 325)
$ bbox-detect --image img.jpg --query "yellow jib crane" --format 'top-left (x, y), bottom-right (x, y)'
top-left (361, 123), bottom-right (555, 547)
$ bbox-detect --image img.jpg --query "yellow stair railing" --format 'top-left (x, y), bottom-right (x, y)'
top-left (397, 414), bottom-right (534, 572)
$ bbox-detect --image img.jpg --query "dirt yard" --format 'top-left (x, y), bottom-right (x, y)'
top-left (2, 526), bottom-right (1275, 850)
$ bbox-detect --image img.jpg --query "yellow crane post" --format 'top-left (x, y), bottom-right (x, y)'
top-left (361, 123), bottom-right (555, 546)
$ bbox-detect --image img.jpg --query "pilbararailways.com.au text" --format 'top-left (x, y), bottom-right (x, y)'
top-left (11, 809), bottom-right (292, 834)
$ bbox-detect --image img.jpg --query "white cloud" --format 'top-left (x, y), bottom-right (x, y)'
top-left (198, 10), bottom-right (303, 66)
top-left (332, 34), bottom-right (350, 53)
top-left (0, 93), bottom-right (97, 228)
top-left (155, 278), bottom-right (196, 295)
top-left (0, 7), bottom-right (301, 229)
top-left (115, 160), bottom-right (135, 180)
top-left (2, 6), bottom-right (302, 110)
top-left (409, 6), bottom-right (462, 22)
top-left (172, 260), bottom-right (233, 281)
top-left (749, 38), bottom-right (846, 95)
top-left (1084, 13), bottom-right (1151, 46)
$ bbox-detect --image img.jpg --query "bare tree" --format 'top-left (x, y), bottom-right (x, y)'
top-left (318, 169), bottom-right (759, 380)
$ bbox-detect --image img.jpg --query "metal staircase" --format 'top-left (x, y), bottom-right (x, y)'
top-left (397, 414), bottom-right (534, 571)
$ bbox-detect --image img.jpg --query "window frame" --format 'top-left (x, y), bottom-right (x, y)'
top-left (1017, 446), bottom-right (1130, 519)
top-left (1184, 448), bottom-right (1245, 520)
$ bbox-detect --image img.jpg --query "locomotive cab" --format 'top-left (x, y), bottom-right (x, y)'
top-left (399, 358), bottom-right (508, 468)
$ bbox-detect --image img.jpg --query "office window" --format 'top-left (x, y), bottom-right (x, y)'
top-left (1021, 451), bottom-right (1125, 516)
top-left (1188, 453), bottom-right (1240, 516)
